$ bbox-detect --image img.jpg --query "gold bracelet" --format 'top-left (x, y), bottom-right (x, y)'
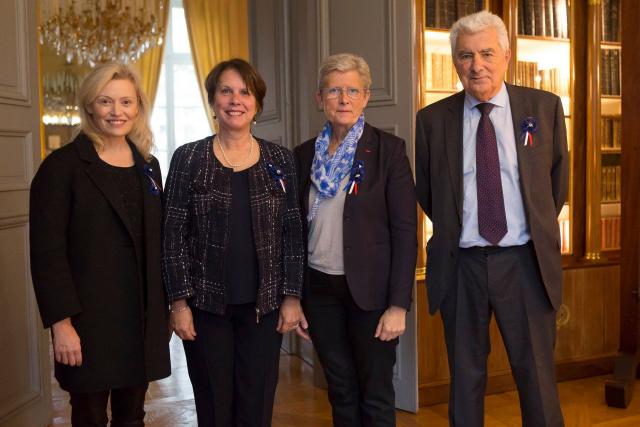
top-left (170, 305), bottom-right (189, 313)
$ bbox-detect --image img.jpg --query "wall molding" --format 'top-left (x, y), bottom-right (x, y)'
top-left (0, 0), bottom-right (30, 106)
top-left (0, 225), bottom-right (43, 422)
top-left (0, 130), bottom-right (34, 191)
top-left (315, 0), bottom-right (397, 107)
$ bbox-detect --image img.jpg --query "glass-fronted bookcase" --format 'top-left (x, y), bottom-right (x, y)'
top-left (418, 0), bottom-right (623, 271)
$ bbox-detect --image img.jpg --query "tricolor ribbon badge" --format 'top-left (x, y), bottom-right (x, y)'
top-left (266, 162), bottom-right (287, 193)
top-left (521, 117), bottom-right (538, 147)
top-left (345, 160), bottom-right (365, 195)
top-left (143, 164), bottom-right (160, 196)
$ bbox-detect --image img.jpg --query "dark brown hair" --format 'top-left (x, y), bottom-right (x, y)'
top-left (204, 58), bottom-right (266, 117)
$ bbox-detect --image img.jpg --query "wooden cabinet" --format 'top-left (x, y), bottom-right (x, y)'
top-left (415, 0), bottom-right (626, 405)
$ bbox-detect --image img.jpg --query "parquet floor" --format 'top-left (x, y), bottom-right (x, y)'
top-left (50, 336), bottom-right (640, 426)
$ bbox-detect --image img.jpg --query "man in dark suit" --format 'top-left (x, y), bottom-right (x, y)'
top-left (415, 11), bottom-right (568, 426)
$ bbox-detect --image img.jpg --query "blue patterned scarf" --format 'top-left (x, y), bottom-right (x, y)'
top-left (308, 114), bottom-right (365, 222)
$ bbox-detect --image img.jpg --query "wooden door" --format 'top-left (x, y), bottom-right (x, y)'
top-left (0, 0), bottom-right (51, 426)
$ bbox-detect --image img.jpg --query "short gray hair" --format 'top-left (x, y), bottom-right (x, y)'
top-left (317, 53), bottom-right (372, 90)
top-left (449, 11), bottom-right (510, 55)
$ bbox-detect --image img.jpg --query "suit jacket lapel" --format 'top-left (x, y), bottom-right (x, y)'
top-left (447, 93), bottom-right (465, 223)
top-left (299, 141), bottom-right (314, 220)
top-left (344, 123), bottom-right (375, 212)
top-left (506, 84), bottom-right (532, 205)
top-left (132, 147), bottom-right (162, 278)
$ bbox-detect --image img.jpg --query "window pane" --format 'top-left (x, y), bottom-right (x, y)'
top-left (151, 0), bottom-right (210, 183)
top-left (154, 65), bottom-right (167, 108)
top-left (174, 107), bottom-right (211, 145)
top-left (171, 7), bottom-right (191, 53)
top-left (173, 63), bottom-right (202, 107)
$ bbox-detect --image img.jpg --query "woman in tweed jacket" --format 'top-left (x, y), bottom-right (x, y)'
top-left (162, 59), bottom-right (306, 427)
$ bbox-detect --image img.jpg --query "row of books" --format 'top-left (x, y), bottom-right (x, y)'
top-left (601, 117), bottom-right (621, 150)
top-left (600, 49), bottom-right (621, 96)
top-left (601, 165), bottom-right (621, 202)
top-left (601, 216), bottom-right (620, 250)
top-left (426, 53), bottom-right (460, 90)
top-left (602, 0), bottom-right (621, 42)
top-left (516, 61), bottom-right (570, 97)
top-left (425, 0), bottom-right (483, 29)
top-left (518, 0), bottom-right (569, 38)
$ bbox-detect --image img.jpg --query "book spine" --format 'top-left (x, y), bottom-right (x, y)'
top-left (610, 0), bottom-right (620, 42)
top-left (612, 50), bottom-right (620, 96)
top-left (534, 0), bottom-right (544, 36)
top-left (426, 0), bottom-right (436, 28)
top-left (602, 0), bottom-right (611, 41)
top-left (524, 0), bottom-right (534, 36)
top-left (545, 0), bottom-right (554, 37)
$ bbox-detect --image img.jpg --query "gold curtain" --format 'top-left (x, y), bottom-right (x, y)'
top-left (132, 0), bottom-right (170, 109)
top-left (183, 0), bottom-right (249, 131)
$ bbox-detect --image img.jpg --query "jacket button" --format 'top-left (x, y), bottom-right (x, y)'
top-left (344, 246), bottom-right (351, 251)
top-left (345, 215), bottom-right (351, 221)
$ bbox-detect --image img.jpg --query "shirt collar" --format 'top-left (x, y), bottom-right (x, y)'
top-left (464, 81), bottom-right (508, 111)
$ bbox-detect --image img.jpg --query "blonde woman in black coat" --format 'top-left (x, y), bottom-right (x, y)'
top-left (30, 63), bottom-right (170, 426)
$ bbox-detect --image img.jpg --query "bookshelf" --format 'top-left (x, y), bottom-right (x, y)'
top-left (599, 7), bottom-right (621, 252)
top-left (512, 0), bottom-right (572, 254)
top-left (419, 0), bottom-right (572, 256)
top-left (419, 1), bottom-right (487, 268)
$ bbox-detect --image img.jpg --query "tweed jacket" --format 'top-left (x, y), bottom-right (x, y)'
top-left (162, 136), bottom-right (304, 318)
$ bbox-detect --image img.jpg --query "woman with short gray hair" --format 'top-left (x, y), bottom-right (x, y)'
top-left (294, 53), bottom-right (417, 426)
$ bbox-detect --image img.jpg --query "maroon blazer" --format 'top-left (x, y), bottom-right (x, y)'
top-left (294, 123), bottom-right (417, 311)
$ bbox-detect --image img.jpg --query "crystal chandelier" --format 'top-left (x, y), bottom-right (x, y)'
top-left (39, 0), bottom-right (167, 67)
top-left (42, 71), bottom-right (83, 126)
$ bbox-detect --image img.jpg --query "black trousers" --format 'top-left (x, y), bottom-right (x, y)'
top-left (440, 243), bottom-right (564, 427)
top-left (69, 384), bottom-right (148, 427)
top-left (304, 268), bottom-right (398, 427)
top-left (183, 303), bottom-right (282, 427)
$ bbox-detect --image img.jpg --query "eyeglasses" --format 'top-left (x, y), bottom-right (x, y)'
top-left (322, 87), bottom-right (367, 100)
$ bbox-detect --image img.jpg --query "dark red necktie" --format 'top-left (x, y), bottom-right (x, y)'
top-left (476, 103), bottom-right (507, 245)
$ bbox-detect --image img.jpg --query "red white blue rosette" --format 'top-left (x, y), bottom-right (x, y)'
top-left (344, 160), bottom-right (364, 195)
top-left (266, 162), bottom-right (287, 193)
top-left (521, 117), bottom-right (537, 147)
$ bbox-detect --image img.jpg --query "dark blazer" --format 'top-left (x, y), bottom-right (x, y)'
top-left (30, 132), bottom-right (170, 393)
top-left (415, 84), bottom-right (569, 315)
top-left (162, 136), bottom-right (304, 317)
top-left (294, 123), bottom-right (417, 311)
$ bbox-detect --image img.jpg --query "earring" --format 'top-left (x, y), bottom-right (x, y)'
top-left (213, 115), bottom-right (217, 120)
top-left (252, 116), bottom-right (257, 125)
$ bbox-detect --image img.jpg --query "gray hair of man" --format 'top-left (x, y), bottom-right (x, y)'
top-left (449, 11), bottom-right (510, 55)
top-left (317, 53), bottom-right (372, 90)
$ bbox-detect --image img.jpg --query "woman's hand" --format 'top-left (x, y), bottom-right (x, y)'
top-left (277, 296), bottom-right (310, 340)
top-left (52, 318), bottom-right (82, 366)
top-left (375, 305), bottom-right (407, 341)
top-left (170, 299), bottom-right (196, 341)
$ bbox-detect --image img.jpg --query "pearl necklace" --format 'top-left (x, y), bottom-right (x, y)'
top-left (217, 134), bottom-right (254, 168)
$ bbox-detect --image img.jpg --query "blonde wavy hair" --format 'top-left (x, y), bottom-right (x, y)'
top-left (74, 62), bottom-right (154, 161)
